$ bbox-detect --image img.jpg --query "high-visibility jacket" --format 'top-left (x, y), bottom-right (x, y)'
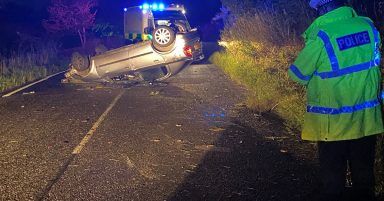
top-left (288, 6), bottom-right (383, 141)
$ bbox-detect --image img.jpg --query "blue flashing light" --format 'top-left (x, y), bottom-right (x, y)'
top-left (159, 3), bottom-right (165, 10)
top-left (124, 8), bottom-right (127, 12)
top-left (140, 3), bottom-right (166, 12)
top-left (152, 3), bottom-right (158, 10)
top-left (142, 3), bottom-right (150, 10)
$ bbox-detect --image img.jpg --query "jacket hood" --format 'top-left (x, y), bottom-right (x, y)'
top-left (303, 6), bottom-right (357, 41)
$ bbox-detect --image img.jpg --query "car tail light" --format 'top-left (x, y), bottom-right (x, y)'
top-left (183, 46), bottom-right (193, 58)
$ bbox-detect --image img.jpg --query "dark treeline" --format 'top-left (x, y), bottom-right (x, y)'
top-left (219, 0), bottom-right (384, 44)
top-left (348, 0), bottom-right (384, 31)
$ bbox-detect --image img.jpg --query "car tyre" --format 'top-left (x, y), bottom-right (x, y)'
top-left (71, 52), bottom-right (89, 72)
top-left (152, 26), bottom-right (176, 52)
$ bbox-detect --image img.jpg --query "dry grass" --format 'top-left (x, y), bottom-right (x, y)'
top-left (220, 0), bottom-right (314, 45)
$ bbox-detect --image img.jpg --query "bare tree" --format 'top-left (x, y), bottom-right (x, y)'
top-left (43, 0), bottom-right (97, 47)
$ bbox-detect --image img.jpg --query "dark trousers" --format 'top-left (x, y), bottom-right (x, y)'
top-left (318, 136), bottom-right (377, 201)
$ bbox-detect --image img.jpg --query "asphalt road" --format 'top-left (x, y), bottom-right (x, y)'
top-left (0, 46), bottom-right (321, 201)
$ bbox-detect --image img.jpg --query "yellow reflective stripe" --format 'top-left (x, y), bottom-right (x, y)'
top-left (125, 33), bottom-right (139, 39)
top-left (125, 33), bottom-right (152, 40)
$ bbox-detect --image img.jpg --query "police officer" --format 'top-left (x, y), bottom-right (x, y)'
top-left (288, 0), bottom-right (383, 200)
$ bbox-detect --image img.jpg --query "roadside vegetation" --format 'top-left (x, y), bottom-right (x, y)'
top-left (0, 0), bottom-right (100, 93)
top-left (0, 42), bottom-right (64, 92)
top-left (211, 0), bottom-right (384, 196)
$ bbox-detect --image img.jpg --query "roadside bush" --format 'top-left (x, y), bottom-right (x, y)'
top-left (0, 42), bottom-right (63, 92)
top-left (220, 0), bottom-right (314, 45)
top-left (210, 43), bottom-right (305, 132)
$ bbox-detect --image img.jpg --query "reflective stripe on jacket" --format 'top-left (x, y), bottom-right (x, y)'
top-left (288, 6), bottom-right (383, 141)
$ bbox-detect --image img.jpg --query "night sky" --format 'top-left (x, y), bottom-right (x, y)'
top-left (1, 0), bottom-right (222, 31)
top-left (0, 0), bottom-right (222, 48)
top-left (100, 0), bottom-right (222, 28)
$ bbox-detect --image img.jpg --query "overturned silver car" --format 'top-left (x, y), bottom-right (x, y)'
top-left (65, 4), bottom-right (204, 83)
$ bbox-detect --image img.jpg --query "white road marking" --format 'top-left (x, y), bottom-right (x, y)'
top-left (2, 70), bottom-right (66, 98)
top-left (72, 91), bottom-right (124, 155)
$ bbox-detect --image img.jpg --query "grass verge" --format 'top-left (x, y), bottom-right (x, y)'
top-left (210, 41), bottom-right (306, 132)
top-left (0, 42), bottom-right (65, 93)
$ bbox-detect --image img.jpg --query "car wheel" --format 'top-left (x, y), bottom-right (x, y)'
top-left (152, 26), bottom-right (176, 52)
top-left (71, 52), bottom-right (89, 72)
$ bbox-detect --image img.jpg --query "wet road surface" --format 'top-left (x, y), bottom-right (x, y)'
top-left (0, 52), bottom-right (321, 200)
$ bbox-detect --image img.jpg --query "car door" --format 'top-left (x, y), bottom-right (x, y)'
top-left (128, 42), bottom-right (165, 71)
